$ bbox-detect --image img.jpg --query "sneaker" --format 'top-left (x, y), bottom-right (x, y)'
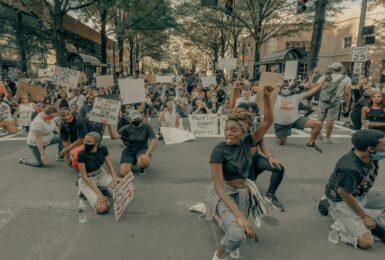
top-left (318, 133), bottom-right (324, 140)
top-left (212, 250), bottom-right (227, 260)
top-left (18, 156), bottom-right (27, 164)
top-left (322, 138), bottom-right (339, 144)
top-left (305, 143), bottom-right (323, 153)
top-left (56, 155), bottom-right (65, 161)
top-left (264, 194), bottom-right (285, 212)
top-left (138, 168), bottom-right (147, 176)
top-left (220, 237), bottom-right (239, 259)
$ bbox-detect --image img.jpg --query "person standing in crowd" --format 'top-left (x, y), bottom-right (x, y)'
top-left (350, 88), bottom-right (372, 130)
top-left (18, 94), bottom-right (37, 134)
top-left (78, 132), bottom-right (120, 214)
top-left (55, 90), bottom-right (71, 110)
top-left (206, 94), bottom-right (220, 114)
top-left (32, 102), bottom-right (45, 121)
top-left (78, 94), bottom-right (104, 135)
top-left (106, 110), bottom-right (157, 176)
top-left (323, 129), bottom-right (385, 248)
top-left (0, 85), bottom-right (18, 134)
top-left (317, 62), bottom-right (352, 144)
top-left (310, 67), bottom-right (322, 101)
top-left (19, 106), bottom-right (59, 167)
top-left (234, 85), bottom-right (256, 108)
top-left (361, 92), bottom-right (385, 132)
top-left (158, 100), bottom-right (181, 128)
top-left (205, 86), bottom-right (273, 260)
top-left (70, 88), bottom-right (86, 112)
top-left (274, 82), bottom-right (323, 152)
top-left (174, 88), bottom-right (188, 117)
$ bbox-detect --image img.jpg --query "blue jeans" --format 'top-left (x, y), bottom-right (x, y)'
top-left (25, 134), bottom-right (60, 167)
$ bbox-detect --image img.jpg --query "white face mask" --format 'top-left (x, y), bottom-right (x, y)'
top-left (281, 89), bottom-right (291, 96)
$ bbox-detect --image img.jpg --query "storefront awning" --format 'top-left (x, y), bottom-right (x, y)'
top-left (258, 48), bottom-right (308, 65)
top-left (66, 52), bottom-right (107, 67)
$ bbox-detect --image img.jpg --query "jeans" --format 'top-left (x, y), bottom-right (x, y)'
top-left (25, 134), bottom-right (60, 167)
top-left (250, 154), bottom-right (285, 195)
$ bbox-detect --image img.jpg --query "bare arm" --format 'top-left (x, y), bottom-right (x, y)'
top-left (229, 87), bottom-right (241, 109)
top-left (338, 188), bottom-right (367, 218)
top-left (146, 138), bottom-right (157, 156)
top-left (251, 86), bottom-right (274, 144)
top-left (34, 131), bottom-right (45, 157)
top-left (361, 107), bottom-right (369, 126)
top-left (104, 155), bottom-right (118, 179)
top-left (344, 84), bottom-right (352, 109)
top-left (258, 140), bottom-right (273, 158)
top-left (304, 83), bottom-right (322, 98)
top-left (107, 124), bottom-right (122, 140)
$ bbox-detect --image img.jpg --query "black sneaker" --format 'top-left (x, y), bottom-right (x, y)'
top-left (317, 197), bottom-right (330, 216)
top-left (139, 168), bottom-right (147, 176)
top-left (264, 194), bottom-right (285, 212)
top-left (305, 143), bottom-right (323, 153)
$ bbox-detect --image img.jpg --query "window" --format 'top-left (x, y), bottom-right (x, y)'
top-left (343, 37), bottom-right (352, 48)
top-left (285, 41), bottom-right (310, 52)
top-left (364, 36), bottom-right (375, 45)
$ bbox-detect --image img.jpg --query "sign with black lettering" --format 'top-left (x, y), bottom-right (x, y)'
top-left (352, 47), bottom-right (368, 62)
top-left (51, 67), bottom-right (81, 89)
top-left (112, 174), bottom-right (134, 221)
top-left (88, 97), bottom-right (121, 125)
top-left (188, 114), bottom-right (219, 137)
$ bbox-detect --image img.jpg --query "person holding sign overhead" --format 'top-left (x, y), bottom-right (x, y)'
top-left (106, 110), bottom-right (157, 176)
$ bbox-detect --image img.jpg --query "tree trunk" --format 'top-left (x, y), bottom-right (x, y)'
top-left (308, 0), bottom-right (328, 74)
top-left (220, 32), bottom-right (226, 58)
top-left (15, 12), bottom-right (28, 75)
top-left (128, 37), bottom-right (134, 76)
top-left (100, 9), bottom-right (108, 74)
top-left (53, 1), bottom-right (66, 66)
top-left (117, 32), bottom-right (124, 69)
top-left (135, 41), bottom-right (140, 78)
top-left (232, 33), bottom-right (238, 58)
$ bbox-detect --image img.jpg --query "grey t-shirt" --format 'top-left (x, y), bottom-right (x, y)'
top-left (274, 94), bottom-right (305, 125)
top-left (317, 74), bottom-right (352, 103)
top-left (27, 113), bottom-right (57, 146)
top-left (118, 123), bottom-right (156, 153)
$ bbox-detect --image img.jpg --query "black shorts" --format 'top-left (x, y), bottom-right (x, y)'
top-left (120, 148), bottom-right (147, 165)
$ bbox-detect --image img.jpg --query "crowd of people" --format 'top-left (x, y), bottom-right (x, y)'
top-left (1, 62), bottom-right (385, 259)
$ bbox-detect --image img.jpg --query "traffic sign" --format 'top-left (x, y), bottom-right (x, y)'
top-left (353, 62), bottom-right (362, 74)
top-left (352, 46), bottom-right (368, 62)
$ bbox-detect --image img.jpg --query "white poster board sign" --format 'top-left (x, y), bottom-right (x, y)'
top-left (160, 127), bottom-right (196, 145)
top-left (156, 75), bottom-right (173, 83)
top-left (352, 46), bottom-right (369, 62)
top-left (219, 115), bottom-right (228, 136)
top-left (201, 76), bottom-right (217, 87)
top-left (118, 78), bottom-right (146, 105)
top-left (176, 75), bottom-right (183, 83)
top-left (88, 97), bottom-right (121, 125)
top-left (51, 67), bottom-right (81, 89)
top-left (38, 68), bottom-right (53, 81)
top-left (217, 58), bottom-right (237, 70)
top-left (284, 60), bottom-right (298, 80)
top-left (188, 114), bottom-right (219, 137)
top-left (96, 75), bottom-right (114, 88)
top-left (18, 111), bottom-right (32, 126)
top-left (112, 173), bottom-right (134, 221)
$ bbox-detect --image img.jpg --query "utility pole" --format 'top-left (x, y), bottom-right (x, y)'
top-left (356, 0), bottom-right (368, 46)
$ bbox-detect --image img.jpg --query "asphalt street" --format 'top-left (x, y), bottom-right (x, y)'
top-left (0, 118), bottom-right (384, 260)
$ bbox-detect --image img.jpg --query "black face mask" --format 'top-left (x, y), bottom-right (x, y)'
top-left (131, 120), bottom-right (142, 127)
top-left (84, 144), bottom-right (95, 152)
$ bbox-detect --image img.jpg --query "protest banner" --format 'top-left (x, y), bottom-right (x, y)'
top-left (219, 115), bottom-right (228, 136)
top-left (112, 173), bottom-right (134, 221)
top-left (284, 61), bottom-right (298, 80)
top-left (255, 72), bottom-right (283, 113)
top-left (217, 58), bottom-right (237, 70)
top-left (188, 114), bottom-right (219, 137)
top-left (160, 127), bottom-right (196, 145)
top-left (201, 76), bottom-right (216, 87)
top-left (96, 75), bottom-right (114, 88)
top-left (16, 82), bottom-right (47, 102)
top-left (156, 75), bottom-right (173, 83)
top-left (88, 97), bottom-right (121, 125)
top-left (38, 68), bottom-right (53, 81)
top-left (51, 67), bottom-right (81, 88)
top-left (18, 111), bottom-right (32, 126)
top-left (139, 74), bottom-right (156, 84)
top-left (118, 78), bottom-right (146, 105)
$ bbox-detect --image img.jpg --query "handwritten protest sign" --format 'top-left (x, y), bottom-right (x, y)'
top-left (201, 76), bottom-right (216, 87)
top-left (112, 173), bottom-right (134, 221)
top-left (156, 75), bottom-right (173, 83)
top-left (16, 82), bottom-right (47, 102)
top-left (255, 72), bottom-right (283, 113)
top-left (118, 78), bottom-right (146, 105)
top-left (38, 68), bottom-right (53, 81)
top-left (139, 74), bottom-right (156, 84)
top-left (219, 115), bottom-right (228, 136)
top-left (88, 97), bottom-right (121, 125)
top-left (51, 67), bottom-right (81, 88)
top-left (96, 75), bottom-right (114, 88)
top-left (217, 58), bottom-right (237, 70)
top-left (160, 127), bottom-right (196, 145)
top-left (188, 114), bottom-right (219, 137)
top-left (18, 111), bottom-right (32, 126)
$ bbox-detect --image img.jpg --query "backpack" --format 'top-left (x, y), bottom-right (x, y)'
top-left (319, 76), bottom-right (346, 104)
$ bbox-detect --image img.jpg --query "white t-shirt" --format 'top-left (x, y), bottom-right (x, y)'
top-left (317, 74), bottom-right (352, 102)
top-left (235, 95), bottom-right (256, 107)
top-left (0, 98), bottom-right (13, 121)
top-left (19, 103), bottom-right (35, 113)
top-left (274, 94), bottom-right (306, 125)
top-left (27, 113), bottom-right (57, 146)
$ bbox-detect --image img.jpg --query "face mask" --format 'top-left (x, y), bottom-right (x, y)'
top-left (281, 89), bottom-right (291, 96)
top-left (131, 120), bottom-right (142, 127)
top-left (370, 151), bottom-right (385, 161)
top-left (84, 144), bottom-right (95, 152)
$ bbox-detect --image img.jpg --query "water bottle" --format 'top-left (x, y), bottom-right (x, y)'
top-left (78, 198), bottom-right (87, 223)
top-left (328, 222), bottom-right (339, 244)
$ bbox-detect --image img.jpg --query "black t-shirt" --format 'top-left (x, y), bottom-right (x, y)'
top-left (210, 134), bottom-right (253, 181)
top-left (77, 145), bottom-right (109, 173)
top-left (118, 123), bottom-right (156, 153)
top-left (325, 149), bottom-right (379, 202)
top-left (60, 117), bottom-right (88, 143)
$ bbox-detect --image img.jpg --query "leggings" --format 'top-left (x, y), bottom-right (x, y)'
top-left (250, 154), bottom-right (285, 195)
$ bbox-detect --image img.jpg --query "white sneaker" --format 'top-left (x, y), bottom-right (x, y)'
top-left (188, 202), bottom-right (206, 215)
top-left (212, 251), bottom-right (227, 260)
top-left (220, 237), bottom-right (239, 259)
top-left (322, 138), bottom-right (339, 144)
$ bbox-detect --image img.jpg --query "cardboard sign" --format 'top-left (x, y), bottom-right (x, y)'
top-left (16, 82), bottom-right (47, 102)
top-left (18, 111), bottom-right (32, 126)
top-left (88, 97), bottom-right (121, 125)
top-left (38, 68), bottom-right (54, 81)
top-left (79, 72), bottom-right (88, 84)
top-left (219, 115), bottom-right (228, 136)
top-left (201, 76), bottom-right (217, 87)
top-left (51, 67), bottom-right (81, 89)
top-left (217, 58), bottom-right (237, 70)
top-left (255, 72), bottom-right (283, 113)
top-left (352, 46), bottom-right (369, 62)
top-left (96, 75), bottom-right (114, 88)
top-left (156, 75), bottom-right (173, 83)
top-left (118, 79), bottom-right (146, 105)
top-left (188, 114), bottom-right (219, 137)
top-left (139, 74), bottom-right (156, 84)
top-left (160, 127), bottom-right (196, 145)
top-left (284, 61), bottom-right (298, 80)
top-left (112, 173), bottom-right (134, 221)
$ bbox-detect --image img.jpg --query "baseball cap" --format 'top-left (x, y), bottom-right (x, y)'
top-left (330, 62), bottom-right (343, 70)
top-left (129, 110), bottom-right (142, 121)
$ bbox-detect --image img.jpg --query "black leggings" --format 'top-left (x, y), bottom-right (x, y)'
top-left (250, 154), bottom-right (285, 195)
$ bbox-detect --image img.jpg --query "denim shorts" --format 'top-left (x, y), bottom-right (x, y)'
top-left (274, 117), bottom-right (308, 138)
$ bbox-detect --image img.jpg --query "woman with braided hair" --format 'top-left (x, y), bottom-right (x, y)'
top-left (205, 86), bottom-right (274, 260)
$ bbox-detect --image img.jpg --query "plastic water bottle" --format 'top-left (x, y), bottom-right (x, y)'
top-left (328, 222), bottom-right (339, 244)
top-left (78, 198), bottom-right (87, 223)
